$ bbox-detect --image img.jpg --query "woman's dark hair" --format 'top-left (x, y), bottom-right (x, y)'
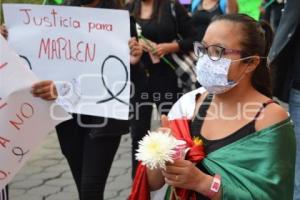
top-left (212, 14), bottom-right (274, 98)
top-left (130, 0), bottom-right (164, 22)
top-left (71, 0), bottom-right (123, 8)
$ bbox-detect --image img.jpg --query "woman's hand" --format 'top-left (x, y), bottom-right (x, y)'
top-left (0, 25), bottom-right (8, 40)
top-left (139, 38), bottom-right (157, 53)
top-left (154, 42), bottom-right (179, 58)
top-left (31, 80), bottom-right (58, 101)
top-left (129, 37), bottom-right (143, 65)
top-left (162, 159), bottom-right (214, 195)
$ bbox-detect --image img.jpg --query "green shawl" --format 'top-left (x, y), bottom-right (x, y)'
top-left (203, 119), bottom-right (296, 200)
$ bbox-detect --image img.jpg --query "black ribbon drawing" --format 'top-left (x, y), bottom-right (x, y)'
top-left (19, 55), bottom-right (32, 70)
top-left (12, 147), bottom-right (29, 163)
top-left (18, 54), bottom-right (129, 105)
top-left (96, 55), bottom-right (129, 105)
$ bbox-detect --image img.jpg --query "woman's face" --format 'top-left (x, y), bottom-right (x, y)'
top-left (201, 20), bottom-right (251, 83)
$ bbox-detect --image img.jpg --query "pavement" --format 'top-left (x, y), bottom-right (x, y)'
top-left (10, 132), bottom-right (133, 200)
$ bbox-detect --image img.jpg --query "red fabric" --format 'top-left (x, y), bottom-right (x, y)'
top-left (169, 119), bottom-right (205, 200)
top-left (128, 162), bottom-right (150, 200)
top-left (169, 119), bottom-right (205, 162)
top-left (128, 118), bottom-right (205, 200)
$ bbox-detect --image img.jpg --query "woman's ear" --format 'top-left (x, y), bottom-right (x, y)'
top-left (244, 56), bottom-right (260, 74)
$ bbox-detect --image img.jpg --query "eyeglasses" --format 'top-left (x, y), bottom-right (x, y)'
top-left (193, 42), bottom-right (245, 61)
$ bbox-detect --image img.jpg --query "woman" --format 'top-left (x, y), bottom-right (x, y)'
top-left (33, 4), bottom-right (141, 200)
top-left (128, 0), bottom-right (196, 178)
top-left (191, 0), bottom-right (238, 41)
top-left (0, 0), bottom-right (142, 199)
top-left (130, 14), bottom-right (296, 199)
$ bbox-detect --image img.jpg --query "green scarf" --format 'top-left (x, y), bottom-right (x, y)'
top-left (203, 118), bottom-right (296, 200)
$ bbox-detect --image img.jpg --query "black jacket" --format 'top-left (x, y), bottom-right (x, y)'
top-left (268, 0), bottom-right (300, 102)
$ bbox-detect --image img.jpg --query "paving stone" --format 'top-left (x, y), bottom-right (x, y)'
top-left (105, 180), bottom-right (130, 192)
top-left (11, 179), bottom-right (44, 189)
top-left (30, 159), bottom-right (60, 168)
top-left (111, 160), bottom-right (131, 168)
top-left (61, 171), bottom-right (74, 179)
top-left (62, 184), bottom-right (78, 193)
top-left (108, 167), bottom-right (127, 177)
top-left (45, 178), bottom-right (76, 187)
top-left (45, 192), bottom-right (78, 200)
top-left (13, 194), bottom-right (43, 200)
top-left (44, 164), bottom-right (70, 172)
top-left (41, 153), bottom-right (64, 160)
top-left (27, 185), bottom-right (61, 196)
top-left (11, 174), bottom-right (28, 183)
top-left (113, 175), bottom-right (131, 187)
top-left (10, 132), bottom-right (134, 200)
top-left (9, 188), bottom-right (26, 197)
top-left (16, 166), bottom-right (44, 176)
top-left (120, 153), bottom-right (131, 160)
top-left (104, 189), bottom-right (118, 199)
top-left (111, 194), bottom-right (129, 200)
top-left (28, 171), bottom-right (61, 180)
top-left (119, 187), bottom-right (131, 196)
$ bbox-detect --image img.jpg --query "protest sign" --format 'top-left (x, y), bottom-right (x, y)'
top-left (3, 4), bottom-right (131, 120)
top-left (0, 35), bottom-right (69, 189)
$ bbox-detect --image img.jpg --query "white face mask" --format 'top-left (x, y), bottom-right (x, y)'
top-left (196, 55), bottom-right (243, 94)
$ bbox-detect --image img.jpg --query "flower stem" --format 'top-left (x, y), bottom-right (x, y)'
top-left (170, 186), bottom-right (181, 200)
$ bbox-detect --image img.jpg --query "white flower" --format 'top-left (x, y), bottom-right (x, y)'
top-left (135, 131), bottom-right (179, 170)
top-left (136, 23), bottom-right (142, 37)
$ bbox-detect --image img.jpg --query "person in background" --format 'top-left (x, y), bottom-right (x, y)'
top-left (268, 0), bottom-right (300, 199)
top-left (237, 0), bottom-right (262, 21)
top-left (190, 0), bottom-right (238, 41)
top-left (261, 0), bottom-right (285, 31)
top-left (127, 0), bottom-right (196, 178)
top-left (0, 0), bottom-right (143, 198)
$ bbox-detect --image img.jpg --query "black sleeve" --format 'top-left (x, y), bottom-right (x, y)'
top-left (174, 1), bottom-right (196, 52)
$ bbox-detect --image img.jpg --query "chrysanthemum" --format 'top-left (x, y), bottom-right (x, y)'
top-left (135, 131), bottom-right (179, 170)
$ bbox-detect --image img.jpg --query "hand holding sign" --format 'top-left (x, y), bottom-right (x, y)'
top-left (31, 80), bottom-right (58, 101)
top-left (0, 25), bottom-right (8, 40)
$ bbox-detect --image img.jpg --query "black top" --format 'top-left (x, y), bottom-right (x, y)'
top-left (191, 1), bottom-right (223, 41)
top-left (56, 1), bottom-right (131, 137)
top-left (70, 0), bottom-right (120, 8)
top-left (189, 94), bottom-right (276, 199)
top-left (268, 0), bottom-right (300, 102)
top-left (292, 26), bottom-right (300, 83)
top-left (128, 0), bottom-right (195, 75)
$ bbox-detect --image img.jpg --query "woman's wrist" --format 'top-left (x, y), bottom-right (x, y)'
top-left (195, 172), bottom-right (214, 195)
top-left (146, 167), bottom-right (165, 191)
top-left (166, 42), bottom-right (180, 53)
top-left (195, 172), bottom-right (222, 199)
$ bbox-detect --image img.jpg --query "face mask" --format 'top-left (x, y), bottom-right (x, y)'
top-left (196, 54), bottom-right (248, 94)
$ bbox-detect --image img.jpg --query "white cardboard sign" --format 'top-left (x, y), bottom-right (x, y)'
top-left (3, 4), bottom-right (131, 120)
